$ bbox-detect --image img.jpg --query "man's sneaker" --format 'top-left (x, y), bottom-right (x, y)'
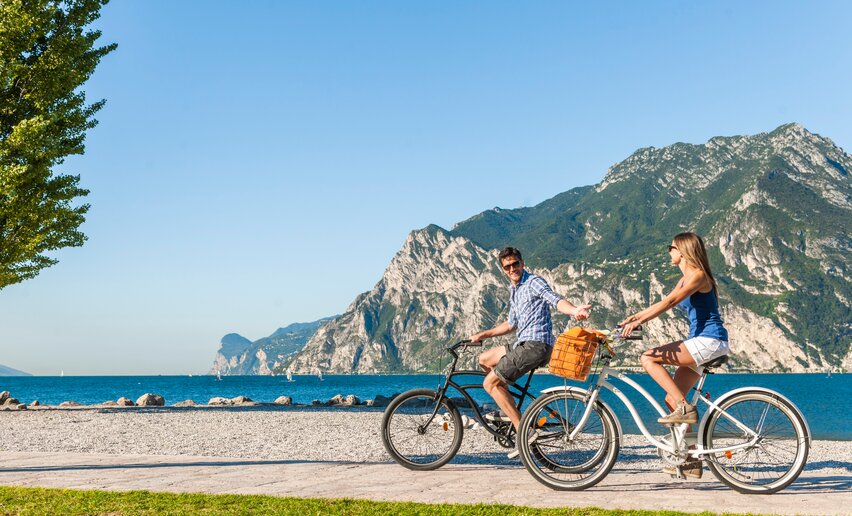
top-left (485, 410), bottom-right (512, 423)
top-left (506, 429), bottom-right (541, 459)
top-left (658, 400), bottom-right (698, 425)
top-left (662, 459), bottom-right (703, 479)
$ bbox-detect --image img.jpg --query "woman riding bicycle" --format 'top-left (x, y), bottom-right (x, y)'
top-left (619, 232), bottom-right (729, 475)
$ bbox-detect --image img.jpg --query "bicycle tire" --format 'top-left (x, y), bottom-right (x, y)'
top-left (381, 388), bottom-right (464, 471)
top-left (702, 389), bottom-right (809, 494)
top-left (518, 390), bottom-right (620, 490)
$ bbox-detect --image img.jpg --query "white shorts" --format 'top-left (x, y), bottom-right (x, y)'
top-left (684, 336), bottom-right (729, 371)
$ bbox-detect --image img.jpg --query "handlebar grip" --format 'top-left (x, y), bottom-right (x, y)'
top-left (623, 335), bottom-right (644, 341)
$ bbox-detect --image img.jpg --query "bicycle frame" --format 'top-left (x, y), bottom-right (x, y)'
top-left (427, 341), bottom-right (538, 441)
top-left (564, 358), bottom-right (766, 459)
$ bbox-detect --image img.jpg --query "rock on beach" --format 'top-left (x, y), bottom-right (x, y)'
top-left (135, 394), bottom-right (165, 407)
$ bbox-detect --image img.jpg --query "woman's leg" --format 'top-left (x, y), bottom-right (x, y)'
top-left (640, 340), bottom-right (697, 407)
top-left (668, 366), bottom-right (701, 411)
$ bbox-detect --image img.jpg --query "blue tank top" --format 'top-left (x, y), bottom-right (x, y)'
top-left (678, 289), bottom-right (728, 341)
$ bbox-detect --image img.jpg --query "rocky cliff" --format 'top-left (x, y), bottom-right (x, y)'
top-left (286, 123), bottom-right (850, 373)
top-left (210, 318), bottom-right (335, 376)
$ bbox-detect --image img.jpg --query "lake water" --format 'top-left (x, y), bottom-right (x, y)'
top-left (1, 373), bottom-right (849, 440)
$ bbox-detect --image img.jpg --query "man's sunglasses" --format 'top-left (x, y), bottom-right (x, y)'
top-left (501, 260), bottom-right (521, 271)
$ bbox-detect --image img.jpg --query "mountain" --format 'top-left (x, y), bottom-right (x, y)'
top-left (285, 124), bottom-right (851, 374)
top-left (0, 363), bottom-right (31, 376)
top-left (210, 317), bottom-right (336, 375)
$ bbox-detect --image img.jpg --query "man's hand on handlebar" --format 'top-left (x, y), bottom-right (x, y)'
top-left (467, 331), bottom-right (486, 343)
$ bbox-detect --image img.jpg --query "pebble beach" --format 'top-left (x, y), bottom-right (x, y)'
top-left (1, 406), bottom-right (849, 476)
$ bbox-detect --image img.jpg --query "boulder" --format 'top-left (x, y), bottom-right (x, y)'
top-left (208, 397), bottom-right (233, 406)
top-left (173, 400), bottom-right (197, 407)
top-left (365, 399), bottom-right (375, 407)
top-left (274, 396), bottom-right (293, 405)
top-left (100, 401), bottom-right (119, 407)
top-left (344, 394), bottom-right (361, 406)
top-left (15, 404), bottom-right (26, 410)
top-left (230, 395), bottom-right (254, 404)
top-left (29, 400), bottom-right (40, 407)
top-left (311, 399), bottom-right (322, 406)
top-left (325, 394), bottom-right (345, 406)
top-left (59, 401), bottom-right (83, 408)
top-left (3, 397), bottom-right (20, 406)
top-left (117, 397), bottom-right (135, 407)
top-left (0, 391), bottom-right (9, 404)
top-left (136, 393), bottom-right (165, 406)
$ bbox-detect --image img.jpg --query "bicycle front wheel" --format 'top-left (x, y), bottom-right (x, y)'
top-left (518, 390), bottom-right (620, 490)
top-left (381, 388), bottom-right (463, 471)
top-left (703, 389), bottom-right (809, 494)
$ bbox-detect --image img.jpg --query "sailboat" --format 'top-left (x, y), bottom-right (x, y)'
top-left (317, 370), bottom-right (324, 381)
top-left (286, 369), bottom-right (293, 382)
top-left (60, 370), bottom-right (64, 378)
top-left (215, 370), bottom-right (222, 381)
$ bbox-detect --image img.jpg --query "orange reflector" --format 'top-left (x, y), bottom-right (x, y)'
top-left (537, 416), bottom-right (547, 427)
top-left (442, 422), bottom-right (449, 431)
top-left (725, 450), bottom-right (733, 459)
top-left (550, 411), bottom-right (558, 418)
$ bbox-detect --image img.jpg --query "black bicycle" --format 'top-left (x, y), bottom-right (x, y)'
top-left (381, 340), bottom-right (541, 470)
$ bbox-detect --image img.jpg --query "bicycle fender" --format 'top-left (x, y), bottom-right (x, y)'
top-left (696, 386), bottom-right (811, 445)
top-left (539, 386), bottom-right (623, 445)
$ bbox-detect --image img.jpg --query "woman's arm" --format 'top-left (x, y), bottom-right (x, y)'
top-left (620, 271), bottom-right (705, 336)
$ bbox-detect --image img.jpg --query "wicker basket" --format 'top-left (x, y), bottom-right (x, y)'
top-left (549, 327), bottom-right (604, 381)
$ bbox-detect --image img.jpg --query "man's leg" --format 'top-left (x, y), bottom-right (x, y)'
top-left (483, 371), bottom-right (520, 430)
top-left (478, 346), bottom-right (507, 374)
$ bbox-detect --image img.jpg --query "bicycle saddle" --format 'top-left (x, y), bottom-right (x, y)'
top-left (703, 355), bottom-right (728, 369)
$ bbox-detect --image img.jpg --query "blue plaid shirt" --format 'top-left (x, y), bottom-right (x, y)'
top-left (507, 270), bottom-right (563, 348)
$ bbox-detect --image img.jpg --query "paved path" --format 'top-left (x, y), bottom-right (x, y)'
top-left (1, 452), bottom-right (849, 515)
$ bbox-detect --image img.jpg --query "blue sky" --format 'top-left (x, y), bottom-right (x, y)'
top-left (1, 1), bottom-right (850, 375)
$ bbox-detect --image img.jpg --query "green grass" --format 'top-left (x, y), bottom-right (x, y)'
top-left (0, 486), bottom-right (751, 515)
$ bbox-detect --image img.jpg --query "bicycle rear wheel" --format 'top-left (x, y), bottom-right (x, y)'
top-left (518, 390), bottom-right (619, 490)
top-left (381, 388), bottom-right (463, 471)
top-left (703, 389), bottom-right (809, 494)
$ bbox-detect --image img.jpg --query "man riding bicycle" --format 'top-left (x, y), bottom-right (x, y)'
top-left (468, 246), bottom-right (591, 457)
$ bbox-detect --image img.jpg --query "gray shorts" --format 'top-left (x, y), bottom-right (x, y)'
top-left (494, 341), bottom-right (552, 384)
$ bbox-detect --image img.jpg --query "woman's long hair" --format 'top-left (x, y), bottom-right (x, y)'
top-left (673, 232), bottom-right (718, 297)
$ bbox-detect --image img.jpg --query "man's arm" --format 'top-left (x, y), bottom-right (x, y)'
top-left (555, 299), bottom-right (592, 320)
top-left (529, 277), bottom-right (592, 320)
top-left (468, 321), bottom-right (515, 343)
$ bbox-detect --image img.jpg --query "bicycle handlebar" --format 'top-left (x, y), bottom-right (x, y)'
top-left (610, 325), bottom-right (644, 342)
top-left (446, 339), bottom-right (482, 352)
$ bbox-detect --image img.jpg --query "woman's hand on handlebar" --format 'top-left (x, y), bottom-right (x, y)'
top-left (618, 314), bottom-right (641, 337)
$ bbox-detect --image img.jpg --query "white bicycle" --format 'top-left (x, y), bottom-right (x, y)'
top-left (517, 328), bottom-right (810, 494)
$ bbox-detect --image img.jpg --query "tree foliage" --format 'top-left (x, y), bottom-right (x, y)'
top-left (0, 0), bottom-right (115, 288)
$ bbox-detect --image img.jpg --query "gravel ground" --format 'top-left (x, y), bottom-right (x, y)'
top-left (1, 406), bottom-right (849, 475)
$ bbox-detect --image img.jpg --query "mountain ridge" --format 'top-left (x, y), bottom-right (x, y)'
top-left (0, 363), bottom-right (31, 376)
top-left (282, 123), bottom-right (850, 373)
